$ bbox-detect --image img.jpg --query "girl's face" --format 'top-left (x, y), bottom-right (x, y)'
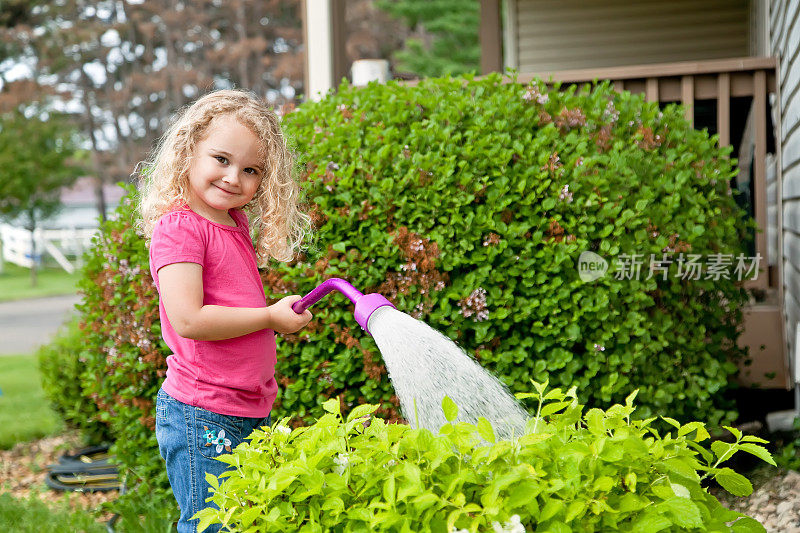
top-left (185, 114), bottom-right (264, 225)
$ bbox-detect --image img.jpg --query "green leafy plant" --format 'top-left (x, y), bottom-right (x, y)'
top-left (195, 382), bottom-right (772, 532)
top-left (37, 318), bottom-right (111, 444)
top-left (774, 417), bottom-right (800, 470)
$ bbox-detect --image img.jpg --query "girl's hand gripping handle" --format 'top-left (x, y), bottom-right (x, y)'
top-left (270, 295), bottom-right (312, 334)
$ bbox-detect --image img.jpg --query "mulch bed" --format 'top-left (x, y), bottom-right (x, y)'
top-left (0, 430), bottom-right (118, 521)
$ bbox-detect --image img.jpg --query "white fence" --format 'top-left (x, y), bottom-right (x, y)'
top-left (0, 223), bottom-right (97, 274)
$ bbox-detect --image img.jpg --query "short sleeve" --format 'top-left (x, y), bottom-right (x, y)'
top-left (150, 211), bottom-right (206, 274)
top-left (231, 208), bottom-right (249, 229)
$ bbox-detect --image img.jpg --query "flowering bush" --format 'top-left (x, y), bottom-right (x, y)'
top-left (276, 73), bottom-right (752, 427)
top-left (74, 186), bottom-right (175, 511)
top-left (194, 382), bottom-right (771, 532)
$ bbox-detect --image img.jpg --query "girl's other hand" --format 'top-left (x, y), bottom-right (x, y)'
top-left (268, 295), bottom-right (312, 334)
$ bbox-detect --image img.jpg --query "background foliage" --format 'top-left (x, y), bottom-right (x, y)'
top-left (37, 318), bottom-right (111, 445)
top-left (376, 0), bottom-right (480, 77)
top-left (0, 109), bottom-right (84, 284)
top-left (275, 74), bottom-right (752, 428)
top-left (71, 187), bottom-right (174, 507)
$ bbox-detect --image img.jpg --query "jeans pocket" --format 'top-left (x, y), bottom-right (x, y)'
top-left (155, 389), bottom-right (168, 422)
top-left (196, 408), bottom-right (243, 459)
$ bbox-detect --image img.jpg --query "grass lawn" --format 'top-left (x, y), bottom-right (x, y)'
top-left (0, 355), bottom-right (63, 449)
top-left (0, 492), bottom-right (105, 533)
top-left (0, 263), bottom-right (80, 303)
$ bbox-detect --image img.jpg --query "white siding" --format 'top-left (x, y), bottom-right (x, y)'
top-left (774, 0), bottom-right (800, 375)
top-left (511, 0), bottom-right (750, 72)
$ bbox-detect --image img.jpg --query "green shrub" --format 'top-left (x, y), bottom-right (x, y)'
top-left (37, 318), bottom-right (111, 444)
top-left (195, 382), bottom-right (772, 532)
top-left (74, 186), bottom-right (174, 509)
top-left (275, 74), bottom-right (751, 427)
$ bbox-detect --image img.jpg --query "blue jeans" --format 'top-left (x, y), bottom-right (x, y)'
top-left (155, 388), bottom-right (271, 533)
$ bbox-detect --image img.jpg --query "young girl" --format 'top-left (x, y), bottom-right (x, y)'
top-left (138, 89), bottom-right (312, 533)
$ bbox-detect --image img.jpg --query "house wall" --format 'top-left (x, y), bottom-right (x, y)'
top-left (508, 0), bottom-right (750, 72)
top-left (772, 0), bottom-right (800, 380)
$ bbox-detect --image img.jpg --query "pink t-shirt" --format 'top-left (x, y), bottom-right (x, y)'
top-left (149, 208), bottom-right (277, 418)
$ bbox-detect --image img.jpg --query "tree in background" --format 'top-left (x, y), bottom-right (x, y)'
top-left (0, 110), bottom-right (84, 285)
top-left (0, 0), bottom-right (304, 220)
top-left (376, 0), bottom-right (480, 77)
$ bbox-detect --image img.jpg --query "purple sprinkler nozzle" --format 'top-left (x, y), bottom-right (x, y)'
top-left (291, 278), bottom-right (395, 335)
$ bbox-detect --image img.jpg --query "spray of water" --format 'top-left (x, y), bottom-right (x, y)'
top-left (367, 306), bottom-right (530, 440)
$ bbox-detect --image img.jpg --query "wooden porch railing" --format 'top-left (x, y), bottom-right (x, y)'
top-left (514, 57), bottom-right (779, 293)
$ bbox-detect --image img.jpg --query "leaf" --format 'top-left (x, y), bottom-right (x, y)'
top-left (677, 421), bottom-right (710, 442)
top-left (737, 443), bottom-right (776, 466)
top-left (346, 403), bottom-right (378, 423)
top-left (239, 506), bottom-right (263, 527)
top-left (544, 388), bottom-right (565, 401)
top-left (624, 389), bottom-right (638, 406)
top-left (723, 425), bottom-right (742, 440)
top-left (476, 417), bottom-right (496, 443)
top-left (658, 497), bottom-right (703, 529)
top-left (585, 408), bottom-right (605, 434)
top-left (592, 476), bottom-right (614, 492)
top-left (669, 483), bottom-right (690, 499)
top-left (193, 508), bottom-right (221, 533)
top-left (442, 396), bottom-right (458, 422)
top-left (623, 472), bottom-right (637, 492)
top-left (531, 379), bottom-right (549, 395)
top-left (565, 323), bottom-right (580, 340)
top-left (565, 500), bottom-right (585, 522)
top-left (740, 435), bottom-right (769, 444)
top-left (411, 493), bottom-right (440, 511)
top-left (383, 474), bottom-right (396, 503)
top-left (715, 468), bottom-right (753, 497)
top-left (540, 499), bottom-right (563, 521)
top-left (518, 433), bottom-right (553, 446)
top-left (686, 440), bottom-right (714, 465)
top-left (711, 440), bottom-right (734, 462)
top-left (205, 472), bottom-right (219, 491)
top-left (661, 457), bottom-right (699, 481)
top-left (629, 509), bottom-right (672, 531)
top-left (661, 417), bottom-right (681, 430)
top-left (515, 392), bottom-right (538, 400)
top-left (541, 400), bottom-right (571, 417)
top-left (731, 516), bottom-right (768, 532)
top-left (322, 398), bottom-right (340, 415)
top-left (651, 483), bottom-right (675, 501)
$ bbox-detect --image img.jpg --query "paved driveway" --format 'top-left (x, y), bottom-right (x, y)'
top-left (0, 294), bottom-right (82, 355)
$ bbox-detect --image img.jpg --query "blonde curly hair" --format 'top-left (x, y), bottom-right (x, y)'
top-left (137, 89), bottom-right (311, 265)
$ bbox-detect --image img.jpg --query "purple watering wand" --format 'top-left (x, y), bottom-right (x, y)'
top-left (291, 278), bottom-right (395, 335)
